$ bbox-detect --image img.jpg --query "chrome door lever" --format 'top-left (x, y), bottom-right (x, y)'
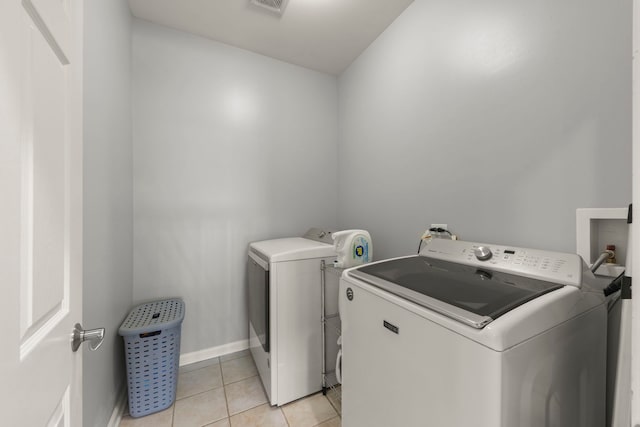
top-left (71, 323), bottom-right (105, 352)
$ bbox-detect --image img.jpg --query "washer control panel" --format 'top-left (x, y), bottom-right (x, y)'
top-left (420, 239), bottom-right (582, 287)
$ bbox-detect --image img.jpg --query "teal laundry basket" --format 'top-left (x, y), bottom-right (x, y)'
top-left (119, 299), bottom-right (185, 417)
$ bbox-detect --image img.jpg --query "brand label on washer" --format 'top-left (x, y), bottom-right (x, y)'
top-left (383, 320), bottom-right (399, 334)
top-left (346, 287), bottom-right (354, 301)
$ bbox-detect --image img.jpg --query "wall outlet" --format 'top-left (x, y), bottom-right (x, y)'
top-left (430, 224), bottom-right (448, 230)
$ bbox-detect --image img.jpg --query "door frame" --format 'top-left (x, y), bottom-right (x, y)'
top-left (632, 0), bottom-right (639, 424)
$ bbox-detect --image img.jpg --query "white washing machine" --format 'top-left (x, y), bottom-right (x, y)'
top-left (248, 228), bottom-right (336, 406)
top-left (339, 238), bottom-right (607, 427)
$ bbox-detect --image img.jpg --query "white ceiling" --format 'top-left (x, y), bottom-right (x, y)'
top-left (127, 0), bottom-right (414, 75)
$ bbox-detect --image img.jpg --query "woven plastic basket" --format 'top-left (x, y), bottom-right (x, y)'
top-left (119, 299), bottom-right (185, 418)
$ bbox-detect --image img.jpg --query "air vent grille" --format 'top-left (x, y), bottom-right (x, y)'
top-left (251, 0), bottom-right (289, 15)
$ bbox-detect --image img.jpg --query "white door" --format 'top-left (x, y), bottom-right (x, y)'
top-left (0, 0), bottom-right (84, 425)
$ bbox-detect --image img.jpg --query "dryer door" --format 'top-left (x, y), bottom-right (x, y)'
top-left (248, 252), bottom-right (270, 352)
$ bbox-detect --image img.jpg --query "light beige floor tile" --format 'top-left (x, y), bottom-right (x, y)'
top-left (173, 388), bottom-right (228, 427)
top-left (119, 406), bottom-right (173, 427)
top-left (205, 419), bottom-right (231, 427)
top-left (221, 355), bottom-right (258, 384)
top-left (282, 393), bottom-right (337, 427)
top-left (225, 375), bottom-right (268, 415)
top-left (326, 387), bottom-right (341, 415)
top-left (229, 404), bottom-right (288, 427)
top-left (220, 349), bottom-right (250, 362)
top-left (314, 417), bottom-right (341, 427)
top-left (176, 363), bottom-right (223, 399)
top-left (179, 357), bottom-right (220, 374)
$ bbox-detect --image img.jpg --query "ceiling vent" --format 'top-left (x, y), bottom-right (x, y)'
top-left (251, 0), bottom-right (290, 15)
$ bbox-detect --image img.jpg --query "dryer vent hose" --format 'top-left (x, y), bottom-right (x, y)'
top-left (336, 336), bottom-right (342, 384)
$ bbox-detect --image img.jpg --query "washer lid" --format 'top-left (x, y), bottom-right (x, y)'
top-left (349, 255), bottom-right (563, 328)
top-left (250, 237), bottom-right (335, 263)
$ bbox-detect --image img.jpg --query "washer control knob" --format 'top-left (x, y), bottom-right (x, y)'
top-left (474, 246), bottom-right (493, 261)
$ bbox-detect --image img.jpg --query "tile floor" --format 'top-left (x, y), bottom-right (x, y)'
top-left (119, 350), bottom-right (342, 427)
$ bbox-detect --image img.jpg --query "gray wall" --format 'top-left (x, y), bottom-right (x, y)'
top-left (83, 1), bottom-right (133, 425)
top-left (132, 20), bottom-right (338, 354)
top-left (338, 0), bottom-right (632, 259)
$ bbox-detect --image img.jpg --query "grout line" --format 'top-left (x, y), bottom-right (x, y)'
top-left (226, 403), bottom-right (290, 426)
top-left (176, 364), bottom-right (225, 401)
top-left (226, 377), bottom-right (269, 417)
top-left (279, 392), bottom-right (339, 427)
top-left (220, 355), bottom-right (259, 385)
top-left (173, 388), bottom-right (230, 427)
top-left (179, 358), bottom-right (221, 375)
top-left (220, 355), bottom-right (253, 367)
top-left (175, 355), bottom-right (292, 426)
top-left (219, 359), bottom-right (228, 385)
top-left (222, 374), bottom-right (231, 423)
top-left (175, 383), bottom-right (226, 402)
top-left (219, 350), bottom-right (250, 363)
top-left (281, 401), bottom-right (291, 427)
top-left (326, 389), bottom-right (341, 415)
top-left (221, 373), bottom-right (260, 387)
top-left (311, 415), bottom-right (341, 427)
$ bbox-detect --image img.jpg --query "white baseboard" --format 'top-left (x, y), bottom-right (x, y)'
top-left (107, 384), bottom-right (127, 427)
top-left (179, 339), bottom-right (249, 366)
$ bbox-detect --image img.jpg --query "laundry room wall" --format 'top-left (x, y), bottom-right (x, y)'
top-left (83, 0), bottom-right (133, 425)
top-left (132, 20), bottom-right (338, 355)
top-left (338, 0), bottom-right (632, 259)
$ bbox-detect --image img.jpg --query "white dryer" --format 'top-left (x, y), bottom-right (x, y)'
top-left (339, 238), bottom-right (607, 427)
top-left (248, 228), bottom-right (336, 406)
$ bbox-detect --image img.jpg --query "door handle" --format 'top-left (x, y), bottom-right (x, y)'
top-left (71, 323), bottom-right (105, 352)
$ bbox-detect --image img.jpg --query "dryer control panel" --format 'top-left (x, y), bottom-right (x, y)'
top-left (419, 239), bottom-right (583, 287)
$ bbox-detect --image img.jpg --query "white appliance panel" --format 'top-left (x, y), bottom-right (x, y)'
top-left (340, 277), bottom-right (606, 427)
top-left (273, 258), bottom-right (326, 404)
top-left (341, 279), bottom-right (502, 427)
top-left (501, 307), bottom-right (606, 427)
top-left (248, 237), bottom-right (336, 406)
top-left (339, 238), bottom-right (607, 427)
